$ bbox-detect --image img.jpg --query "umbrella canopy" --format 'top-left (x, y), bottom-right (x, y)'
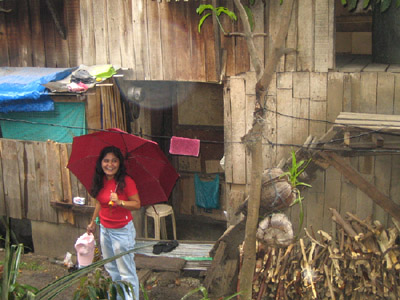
top-left (67, 128), bottom-right (179, 207)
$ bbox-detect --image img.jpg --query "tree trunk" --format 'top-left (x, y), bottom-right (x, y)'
top-left (233, 1), bottom-right (295, 299)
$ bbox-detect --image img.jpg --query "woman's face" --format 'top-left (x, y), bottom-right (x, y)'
top-left (101, 152), bottom-right (120, 179)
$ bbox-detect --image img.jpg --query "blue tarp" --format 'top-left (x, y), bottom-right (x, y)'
top-left (0, 67), bottom-right (74, 112)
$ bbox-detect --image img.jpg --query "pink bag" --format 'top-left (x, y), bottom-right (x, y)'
top-left (74, 232), bottom-right (95, 267)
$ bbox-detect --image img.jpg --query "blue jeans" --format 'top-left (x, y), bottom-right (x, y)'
top-left (100, 221), bottom-right (139, 300)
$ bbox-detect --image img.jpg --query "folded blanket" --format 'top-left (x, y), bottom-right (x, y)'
top-left (169, 136), bottom-right (200, 157)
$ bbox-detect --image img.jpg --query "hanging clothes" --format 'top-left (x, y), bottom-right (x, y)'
top-left (194, 174), bottom-right (220, 209)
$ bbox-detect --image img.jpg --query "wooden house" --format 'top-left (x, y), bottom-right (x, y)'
top-left (1, 0), bottom-right (400, 256)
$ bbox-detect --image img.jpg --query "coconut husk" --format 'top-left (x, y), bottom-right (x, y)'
top-left (235, 168), bottom-right (296, 216)
top-left (256, 213), bottom-right (294, 247)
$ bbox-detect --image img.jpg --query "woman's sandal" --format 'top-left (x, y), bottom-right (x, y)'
top-left (152, 240), bottom-right (179, 254)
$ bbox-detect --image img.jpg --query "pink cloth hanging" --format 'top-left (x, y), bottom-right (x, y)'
top-left (169, 136), bottom-right (200, 157)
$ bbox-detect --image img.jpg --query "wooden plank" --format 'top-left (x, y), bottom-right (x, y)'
top-left (120, 0), bottom-right (136, 71)
top-left (277, 72), bottom-right (292, 89)
top-left (59, 143), bottom-right (74, 224)
top-left (323, 166), bottom-right (341, 230)
top-left (0, 0), bottom-right (9, 66)
top-left (268, 0), bottom-right (284, 71)
top-left (54, 0), bottom-right (70, 67)
top-left (5, 0), bottom-right (20, 66)
top-left (339, 157), bottom-right (358, 216)
top-left (24, 142), bottom-right (40, 220)
top-left (41, 0), bottom-right (57, 67)
top-left (160, 0), bottom-right (176, 81)
top-left (230, 77), bottom-right (246, 184)
top-left (47, 141), bottom-right (63, 203)
top-left (173, 2), bottom-right (190, 81)
top-left (309, 73), bottom-right (327, 137)
top-left (343, 74), bottom-right (352, 112)
top-left (2, 140), bottom-right (22, 218)
top-left (224, 83), bottom-right (233, 183)
top-left (337, 56), bottom-right (372, 72)
top-left (276, 88), bottom-right (292, 163)
top-left (327, 0), bottom-right (335, 70)
top-left (131, 0), bottom-right (150, 80)
top-left (29, 0), bottom-right (46, 66)
top-left (234, 6), bottom-right (250, 75)
top-left (16, 142), bottom-right (27, 218)
top-left (220, 0), bottom-right (235, 76)
top-left (189, 0), bottom-right (206, 82)
top-left (135, 254), bottom-right (186, 272)
top-left (293, 72), bottom-right (310, 98)
top-left (33, 141), bottom-right (57, 223)
top-left (107, 0), bottom-right (122, 66)
top-left (292, 98), bottom-right (309, 146)
top-left (327, 72), bottom-right (344, 123)
top-left (285, 0), bottom-right (297, 71)
top-left (376, 73), bottom-right (395, 115)
top-left (336, 111), bottom-right (400, 122)
top-left (65, 0), bottom-right (82, 66)
top-left (66, 143), bottom-right (80, 200)
top-left (146, 0), bottom-right (163, 80)
top-left (314, 0), bottom-right (329, 72)
top-left (387, 64), bottom-right (400, 73)
top-left (360, 72), bottom-right (377, 114)
top-left (363, 63), bottom-right (389, 72)
top-left (320, 152), bottom-right (400, 223)
top-left (80, 0), bottom-right (95, 65)
top-left (296, 0), bottom-right (313, 71)
top-left (374, 72), bottom-right (394, 227)
top-left (92, 0), bottom-right (109, 64)
top-left (17, 0), bottom-right (33, 66)
top-left (310, 72), bottom-right (327, 101)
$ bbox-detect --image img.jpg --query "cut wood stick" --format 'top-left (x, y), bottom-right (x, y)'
top-left (300, 239), bottom-right (317, 299)
top-left (324, 264), bottom-right (336, 300)
top-left (330, 208), bottom-right (358, 238)
top-left (305, 228), bottom-right (326, 247)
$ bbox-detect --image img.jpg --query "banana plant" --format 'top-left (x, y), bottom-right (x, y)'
top-left (0, 216), bottom-right (38, 300)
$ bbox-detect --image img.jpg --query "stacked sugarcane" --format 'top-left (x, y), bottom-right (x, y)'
top-left (245, 208), bottom-right (400, 300)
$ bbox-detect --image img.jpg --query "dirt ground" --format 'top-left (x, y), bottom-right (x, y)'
top-left (0, 250), bottom-right (208, 300)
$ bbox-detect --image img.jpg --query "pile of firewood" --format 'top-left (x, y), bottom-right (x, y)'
top-left (247, 209), bottom-right (400, 299)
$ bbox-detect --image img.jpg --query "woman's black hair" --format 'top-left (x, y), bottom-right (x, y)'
top-left (90, 146), bottom-right (127, 198)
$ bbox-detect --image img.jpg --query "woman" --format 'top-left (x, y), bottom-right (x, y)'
top-left (87, 146), bottom-right (140, 300)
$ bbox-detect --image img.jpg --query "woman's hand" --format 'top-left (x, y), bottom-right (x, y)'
top-left (87, 221), bottom-right (96, 234)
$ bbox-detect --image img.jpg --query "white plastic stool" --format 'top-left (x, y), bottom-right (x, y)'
top-left (144, 204), bottom-right (177, 240)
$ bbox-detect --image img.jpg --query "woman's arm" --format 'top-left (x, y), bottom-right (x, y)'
top-left (87, 201), bottom-right (101, 233)
top-left (113, 193), bottom-right (141, 211)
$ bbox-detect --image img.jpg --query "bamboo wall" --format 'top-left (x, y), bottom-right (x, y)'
top-left (0, 0), bottom-right (335, 81)
top-left (225, 70), bottom-right (400, 232)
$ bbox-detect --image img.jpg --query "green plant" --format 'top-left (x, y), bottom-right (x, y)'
top-left (0, 216), bottom-right (38, 300)
top-left (281, 150), bottom-right (312, 236)
top-left (180, 285), bottom-right (241, 300)
top-left (73, 268), bottom-right (133, 300)
top-left (196, 4), bottom-right (237, 34)
top-left (31, 242), bottom-right (152, 300)
top-left (341, 0), bottom-right (400, 12)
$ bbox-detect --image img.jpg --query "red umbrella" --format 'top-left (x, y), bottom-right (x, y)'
top-left (67, 128), bottom-right (179, 207)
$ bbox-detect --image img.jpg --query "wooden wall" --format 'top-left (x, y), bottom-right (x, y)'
top-left (0, 139), bottom-right (92, 225)
top-left (225, 70), bottom-right (400, 232)
top-left (0, 0), bottom-right (335, 80)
